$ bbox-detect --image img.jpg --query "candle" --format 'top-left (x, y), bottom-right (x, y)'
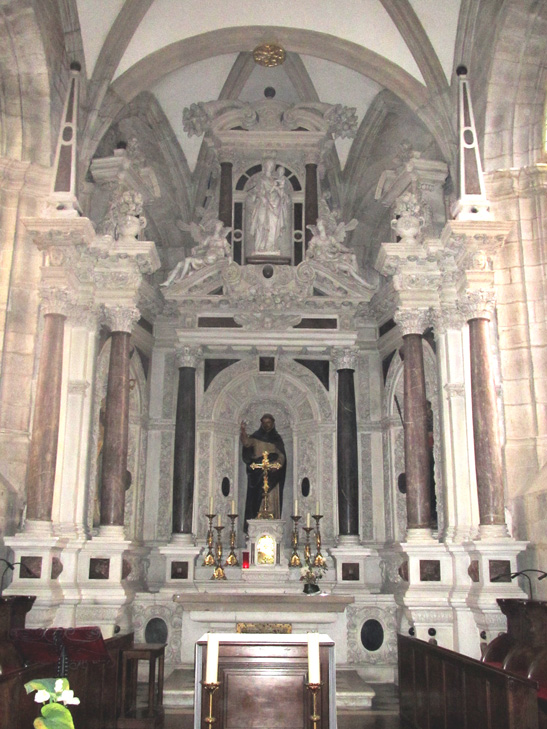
top-left (308, 633), bottom-right (320, 684)
top-left (306, 513), bottom-right (311, 528)
top-left (217, 514), bottom-right (222, 527)
top-left (294, 499), bottom-right (299, 516)
top-left (231, 500), bottom-right (236, 515)
top-left (209, 497), bottom-right (214, 514)
top-left (315, 501), bottom-right (320, 516)
top-left (205, 633), bottom-right (219, 684)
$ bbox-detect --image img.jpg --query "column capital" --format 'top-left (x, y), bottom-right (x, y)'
top-left (102, 304), bottom-right (140, 333)
top-left (175, 346), bottom-right (203, 368)
top-left (458, 289), bottom-right (496, 322)
top-left (332, 347), bottom-right (359, 371)
top-left (431, 304), bottom-right (465, 334)
top-left (394, 308), bottom-right (430, 336)
top-left (39, 287), bottom-right (71, 317)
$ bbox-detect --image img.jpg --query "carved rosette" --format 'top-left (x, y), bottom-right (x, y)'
top-left (39, 287), bottom-right (72, 317)
top-left (458, 289), bottom-right (496, 321)
top-left (102, 304), bottom-right (140, 333)
top-left (332, 347), bottom-right (359, 371)
top-left (175, 346), bottom-right (202, 369)
top-left (394, 308), bottom-right (430, 336)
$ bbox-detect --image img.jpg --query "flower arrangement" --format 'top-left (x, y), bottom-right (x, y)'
top-left (25, 678), bottom-right (80, 729)
top-left (300, 559), bottom-right (327, 593)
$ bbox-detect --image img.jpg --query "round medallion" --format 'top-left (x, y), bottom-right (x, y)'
top-left (253, 43), bottom-right (286, 67)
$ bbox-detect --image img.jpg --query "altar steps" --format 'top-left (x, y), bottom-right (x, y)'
top-left (163, 667), bottom-right (388, 711)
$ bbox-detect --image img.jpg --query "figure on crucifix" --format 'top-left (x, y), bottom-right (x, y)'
top-left (240, 414), bottom-right (286, 531)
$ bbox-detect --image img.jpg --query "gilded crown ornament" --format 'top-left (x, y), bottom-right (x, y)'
top-left (253, 43), bottom-right (286, 67)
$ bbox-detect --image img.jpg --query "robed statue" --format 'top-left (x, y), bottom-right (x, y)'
top-left (246, 159), bottom-right (291, 255)
top-left (240, 414), bottom-right (286, 531)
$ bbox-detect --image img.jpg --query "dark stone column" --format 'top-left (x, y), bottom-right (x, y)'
top-left (403, 333), bottom-right (431, 530)
top-left (100, 306), bottom-right (139, 528)
top-left (305, 162), bottom-right (319, 249)
top-left (335, 349), bottom-right (359, 536)
top-left (465, 293), bottom-right (506, 528)
top-left (172, 348), bottom-right (199, 534)
top-left (26, 297), bottom-right (67, 522)
top-left (219, 161), bottom-right (233, 230)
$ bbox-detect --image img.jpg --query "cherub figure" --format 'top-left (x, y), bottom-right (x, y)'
top-left (306, 215), bottom-right (369, 286)
top-left (160, 219), bottom-right (232, 287)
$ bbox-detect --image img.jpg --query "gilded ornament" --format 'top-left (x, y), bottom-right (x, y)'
top-left (253, 43), bottom-right (286, 67)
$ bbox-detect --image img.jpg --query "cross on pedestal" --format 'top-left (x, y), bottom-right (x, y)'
top-left (250, 450), bottom-right (282, 519)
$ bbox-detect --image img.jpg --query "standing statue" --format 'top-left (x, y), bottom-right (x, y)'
top-left (306, 216), bottom-right (370, 286)
top-left (160, 219), bottom-right (232, 287)
top-left (240, 414), bottom-right (286, 531)
top-left (246, 160), bottom-right (291, 254)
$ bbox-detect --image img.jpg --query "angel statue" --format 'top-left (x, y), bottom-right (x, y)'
top-left (306, 216), bottom-right (370, 286)
top-left (160, 218), bottom-right (232, 287)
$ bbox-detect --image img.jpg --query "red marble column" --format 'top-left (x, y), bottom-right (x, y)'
top-left (26, 307), bottom-right (67, 522)
top-left (467, 302), bottom-right (506, 526)
top-left (334, 349), bottom-right (359, 536)
top-left (219, 161), bottom-right (233, 230)
top-left (100, 307), bottom-right (139, 528)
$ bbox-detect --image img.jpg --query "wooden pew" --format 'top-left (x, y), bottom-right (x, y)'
top-left (398, 633), bottom-right (539, 729)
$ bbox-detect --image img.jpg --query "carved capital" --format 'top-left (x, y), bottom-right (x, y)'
top-left (40, 287), bottom-right (71, 317)
top-left (175, 346), bottom-right (203, 369)
top-left (458, 289), bottom-right (496, 321)
top-left (332, 347), bottom-right (359, 371)
top-left (431, 305), bottom-right (465, 334)
top-left (394, 308), bottom-right (430, 336)
top-left (102, 304), bottom-right (140, 333)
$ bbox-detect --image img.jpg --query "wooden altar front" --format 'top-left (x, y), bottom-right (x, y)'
top-left (194, 633), bottom-right (336, 729)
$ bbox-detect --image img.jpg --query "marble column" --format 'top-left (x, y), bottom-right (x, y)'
top-left (305, 162), bottom-right (319, 249)
top-left (334, 348), bottom-right (359, 536)
top-left (219, 161), bottom-right (233, 230)
top-left (462, 291), bottom-right (506, 529)
top-left (99, 306), bottom-right (139, 529)
top-left (172, 347), bottom-right (200, 534)
top-left (26, 291), bottom-right (70, 523)
top-left (396, 311), bottom-right (432, 533)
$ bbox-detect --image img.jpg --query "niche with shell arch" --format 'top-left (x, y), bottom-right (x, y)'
top-left (88, 337), bottom-right (148, 540)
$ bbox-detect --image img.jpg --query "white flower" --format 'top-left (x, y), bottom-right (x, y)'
top-left (60, 690), bottom-right (80, 705)
top-left (54, 679), bottom-right (64, 693)
top-left (34, 689), bottom-right (50, 703)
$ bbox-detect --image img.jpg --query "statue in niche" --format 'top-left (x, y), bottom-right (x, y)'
top-left (306, 215), bottom-right (369, 286)
top-left (240, 414), bottom-right (286, 531)
top-left (246, 159), bottom-right (291, 255)
top-left (161, 219), bottom-right (232, 287)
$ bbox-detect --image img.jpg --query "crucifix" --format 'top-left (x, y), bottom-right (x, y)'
top-left (250, 451), bottom-right (282, 519)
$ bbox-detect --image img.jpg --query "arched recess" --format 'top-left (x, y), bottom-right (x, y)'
top-left (88, 338), bottom-right (149, 540)
top-left (196, 356), bottom-right (335, 544)
top-left (383, 338), bottom-right (442, 542)
top-left (82, 26), bottom-right (454, 172)
top-left (482, 0), bottom-right (547, 170)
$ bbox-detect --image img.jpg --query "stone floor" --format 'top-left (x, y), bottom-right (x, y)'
top-left (163, 683), bottom-right (401, 728)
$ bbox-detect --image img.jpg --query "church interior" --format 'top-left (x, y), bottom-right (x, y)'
top-left (1, 1), bottom-right (547, 727)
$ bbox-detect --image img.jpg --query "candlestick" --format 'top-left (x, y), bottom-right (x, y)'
top-left (206, 633), bottom-right (219, 683)
top-left (203, 512), bottom-right (216, 566)
top-left (212, 525), bottom-right (226, 580)
top-left (306, 682), bottom-right (322, 729)
top-left (313, 514), bottom-right (326, 568)
top-left (225, 513), bottom-right (239, 566)
top-left (303, 525), bottom-right (314, 564)
top-left (202, 681), bottom-right (221, 727)
top-left (308, 633), bottom-right (321, 684)
top-left (289, 515), bottom-right (302, 567)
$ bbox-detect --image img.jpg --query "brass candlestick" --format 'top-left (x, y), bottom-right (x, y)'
top-left (212, 525), bottom-right (226, 580)
top-left (203, 513), bottom-right (216, 566)
top-left (202, 681), bottom-right (220, 726)
top-left (289, 515), bottom-right (302, 567)
top-left (303, 526), bottom-right (314, 564)
top-left (306, 682), bottom-right (322, 729)
top-left (225, 514), bottom-right (239, 566)
top-left (313, 514), bottom-right (326, 568)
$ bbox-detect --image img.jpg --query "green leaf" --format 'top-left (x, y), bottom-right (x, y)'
top-left (25, 679), bottom-right (58, 696)
top-left (37, 702), bottom-right (75, 729)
